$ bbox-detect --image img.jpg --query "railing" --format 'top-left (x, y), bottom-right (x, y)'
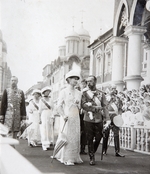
top-left (108, 111), bottom-right (150, 155)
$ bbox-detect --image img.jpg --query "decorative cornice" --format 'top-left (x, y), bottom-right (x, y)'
top-left (109, 36), bottom-right (128, 46)
top-left (124, 75), bottom-right (144, 82)
top-left (111, 80), bottom-right (124, 85)
top-left (124, 25), bottom-right (147, 36)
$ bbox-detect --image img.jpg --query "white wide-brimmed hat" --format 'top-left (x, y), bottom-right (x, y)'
top-left (32, 89), bottom-right (41, 95)
top-left (41, 86), bottom-right (52, 94)
top-left (65, 70), bottom-right (80, 80)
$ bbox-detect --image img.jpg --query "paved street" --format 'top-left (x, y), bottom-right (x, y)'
top-left (15, 139), bottom-right (150, 174)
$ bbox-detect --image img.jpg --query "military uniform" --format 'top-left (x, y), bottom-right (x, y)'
top-left (1, 88), bottom-right (26, 138)
top-left (81, 88), bottom-right (109, 164)
top-left (103, 96), bottom-right (125, 157)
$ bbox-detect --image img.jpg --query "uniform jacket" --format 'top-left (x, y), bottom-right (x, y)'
top-left (81, 88), bottom-right (109, 123)
top-left (1, 88), bottom-right (26, 132)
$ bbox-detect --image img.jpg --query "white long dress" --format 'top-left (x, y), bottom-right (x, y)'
top-left (55, 86), bottom-right (83, 164)
top-left (27, 100), bottom-right (41, 145)
top-left (39, 97), bottom-right (54, 149)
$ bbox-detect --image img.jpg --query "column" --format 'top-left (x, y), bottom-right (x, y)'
top-left (124, 25), bottom-right (147, 90)
top-left (89, 50), bottom-right (94, 75)
top-left (110, 36), bottom-right (128, 91)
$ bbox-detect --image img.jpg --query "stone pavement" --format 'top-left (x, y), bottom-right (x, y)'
top-left (16, 139), bottom-right (150, 174)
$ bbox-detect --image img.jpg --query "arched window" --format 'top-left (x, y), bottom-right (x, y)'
top-left (105, 44), bottom-right (112, 74)
top-left (95, 48), bottom-right (103, 76)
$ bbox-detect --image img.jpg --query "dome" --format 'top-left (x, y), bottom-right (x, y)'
top-left (77, 22), bottom-right (90, 36)
top-left (78, 27), bottom-right (90, 36)
top-left (66, 27), bottom-right (79, 38)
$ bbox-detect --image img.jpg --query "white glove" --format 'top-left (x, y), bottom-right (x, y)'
top-left (88, 112), bottom-right (94, 120)
top-left (103, 120), bottom-right (111, 130)
top-left (86, 102), bottom-right (92, 106)
top-left (64, 116), bottom-right (68, 122)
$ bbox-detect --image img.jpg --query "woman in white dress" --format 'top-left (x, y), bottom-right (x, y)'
top-left (39, 86), bottom-right (54, 151)
top-left (54, 70), bottom-right (83, 166)
top-left (28, 89), bottom-right (41, 147)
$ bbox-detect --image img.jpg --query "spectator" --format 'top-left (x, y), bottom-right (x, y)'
top-left (103, 91), bottom-right (125, 157)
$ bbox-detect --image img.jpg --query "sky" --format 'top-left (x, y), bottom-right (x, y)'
top-left (1, 0), bottom-right (114, 92)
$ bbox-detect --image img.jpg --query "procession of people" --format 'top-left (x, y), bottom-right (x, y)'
top-left (0, 72), bottom-right (150, 166)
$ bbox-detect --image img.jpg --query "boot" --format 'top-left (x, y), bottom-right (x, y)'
top-left (88, 145), bottom-right (95, 165)
top-left (89, 154), bottom-right (95, 165)
top-left (115, 152), bottom-right (125, 157)
top-left (114, 135), bottom-right (125, 157)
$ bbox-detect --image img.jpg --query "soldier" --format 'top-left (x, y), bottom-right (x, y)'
top-left (0, 76), bottom-right (26, 139)
top-left (103, 92), bottom-right (125, 157)
top-left (81, 75), bottom-right (110, 165)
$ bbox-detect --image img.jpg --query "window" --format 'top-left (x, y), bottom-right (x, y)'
top-left (142, 50), bottom-right (148, 71)
top-left (95, 48), bottom-right (103, 76)
top-left (105, 44), bottom-right (112, 74)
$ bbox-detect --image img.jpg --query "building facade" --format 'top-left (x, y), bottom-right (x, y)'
top-left (89, 0), bottom-right (150, 91)
top-left (0, 30), bottom-right (12, 96)
top-left (34, 23), bottom-right (91, 103)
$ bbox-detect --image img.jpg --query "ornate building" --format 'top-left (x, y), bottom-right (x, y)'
top-left (41, 23), bottom-right (91, 102)
top-left (89, 0), bottom-right (150, 91)
top-left (0, 30), bottom-right (12, 96)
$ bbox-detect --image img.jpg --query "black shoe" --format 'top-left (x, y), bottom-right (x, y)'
top-left (89, 158), bottom-right (95, 165)
top-left (80, 151), bottom-right (87, 155)
top-left (115, 153), bottom-right (125, 157)
top-left (29, 143), bottom-right (34, 147)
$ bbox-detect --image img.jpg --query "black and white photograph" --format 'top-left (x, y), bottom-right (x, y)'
top-left (0, 0), bottom-right (150, 174)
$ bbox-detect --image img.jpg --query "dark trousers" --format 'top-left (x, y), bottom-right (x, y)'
top-left (80, 113), bottom-right (87, 151)
top-left (103, 123), bottom-right (120, 153)
top-left (84, 121), bottom-right (103, 159)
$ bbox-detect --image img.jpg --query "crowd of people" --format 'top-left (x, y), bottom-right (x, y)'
top-left (105, 84), bottom-right (150, 126)
top-left (0, 73), bottom-right (150, 166)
